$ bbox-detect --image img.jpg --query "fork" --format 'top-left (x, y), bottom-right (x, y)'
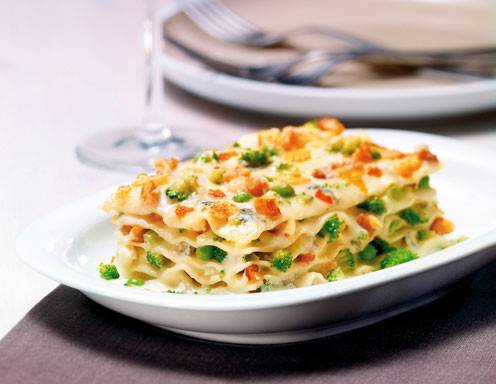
top-left (164, 31), bottom-right (495, 85)
top-left (164, 31), bottom-right (352, 83)
top-left (176, 0), bottom-right (382, 50)
top-left (175, 0), bottom-right (495, 84)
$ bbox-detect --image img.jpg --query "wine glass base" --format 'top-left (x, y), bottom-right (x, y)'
top-left (76, 127), bottom-right (201, 173)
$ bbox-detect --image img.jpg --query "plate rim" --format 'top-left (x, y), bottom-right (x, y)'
top-left (16, 129), bottom-right (496, 312)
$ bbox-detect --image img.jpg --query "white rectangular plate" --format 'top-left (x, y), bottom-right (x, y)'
top-left (16, 130), bottom-right (496, 344)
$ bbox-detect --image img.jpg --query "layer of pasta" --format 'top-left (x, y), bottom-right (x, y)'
top-left (101, 119), bottom-right (455, 293)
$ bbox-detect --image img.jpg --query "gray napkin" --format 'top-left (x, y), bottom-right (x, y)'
top-left (1, 261), bottom-right (496, 384)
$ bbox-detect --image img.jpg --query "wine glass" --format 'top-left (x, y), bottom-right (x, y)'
top-left (76, 1), bottom-right (199, 173)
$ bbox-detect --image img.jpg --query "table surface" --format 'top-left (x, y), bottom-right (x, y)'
top-left (1, 0), bottom-right (496, 340)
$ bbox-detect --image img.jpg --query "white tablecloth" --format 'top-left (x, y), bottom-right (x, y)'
top-left (1, 0), bottom-right (495, 339)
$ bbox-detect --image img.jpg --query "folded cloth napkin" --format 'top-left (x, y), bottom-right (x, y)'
top-left (1, 261), bottom-right (496, 384)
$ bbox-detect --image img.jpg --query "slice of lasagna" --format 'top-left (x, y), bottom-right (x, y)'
top-left (101, 118), bottom-right (455, 293)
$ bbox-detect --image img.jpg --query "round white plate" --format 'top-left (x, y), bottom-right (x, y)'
top-left (159, 1), bottom-right (496, 120)
top-left (17, 130), bottom-right (496, 344)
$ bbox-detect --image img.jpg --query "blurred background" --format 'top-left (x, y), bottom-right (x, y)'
top-left (1, 0), bottom-right (495, 338)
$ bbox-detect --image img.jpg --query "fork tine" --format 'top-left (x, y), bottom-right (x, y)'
top-left (192, 1), bottom-right (252, 38)
top-left (180, 1), bottom-right (234, 40)
top-left (202, 0), bottom-right (260, 35)
top-left (179, 0), bottom-right (263, 43)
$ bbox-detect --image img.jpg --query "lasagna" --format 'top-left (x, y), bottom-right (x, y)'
top-left (100, 118), bottom-right (455, 293)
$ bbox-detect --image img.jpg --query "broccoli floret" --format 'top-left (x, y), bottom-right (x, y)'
top-left (98, 263), bottom-right (120, 280)
top-left (272, 250), bottom-right (292, 272)
top-left (165, 175), bottom-right (198, 201)
top-left (357, 197), bottom-right (386, 215)
top-left (327, 267), bottom-right (345, 282)
top-left (399, 208), bottom-right (427, 226)
top-left (358, 244), bottom-right (378, 262)
top-left (418, 176), bottom-right (430, 189)
top-left (146, 251), bottom-right (166, 269)
top-left (241, 146), bottom-right (277, 167)
top-left (371, 237), bottom-right (396, 254)
top-left (380, 248), bottom-right (418, 269)
top-left (196, 245), bottom-right (227, 263)
top-left (317, 215), bottom-right (343, 242)
top-left (337, 249), bottom-right (355, 272)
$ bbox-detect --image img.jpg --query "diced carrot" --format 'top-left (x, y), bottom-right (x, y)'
top-left (245, 264), bottom-right (263, 281)
top-left (245, 176), bottom-right (268, 197)
top-left (367, 167), bottom-right (383, 177)
top-left (354, 144), bottom-right (374, 163)
top-left (317, 118), bottom-right (345, 135)
top-left (315, 189), bottom-right (334, 204)
top-left (218, 150), bottom-right (238, 162)
top-left (130, 226), bottom-right (146, 242)
top-left (312, 168), bottom-right (327, 179)
top-left (418, 147), bottom-right (439, 163)
top-left (120, 225), bottom-right (132, 235)
top-left (208, 189), bottom-right (226, 198)
top-left (210, 202), bottom-right (238, 226)
top-left (296, 252), bottom-right (315, 263)
top-left (278, 128), bottom-right (306, 151)
top-left (254, 197), bottom-right (281, 217)
top-left (356, 213), bottom-right (381, 236)
top-left (431, 217), bottom-right (454, 235)
top-left (175, 205), bottom-right (194, 218)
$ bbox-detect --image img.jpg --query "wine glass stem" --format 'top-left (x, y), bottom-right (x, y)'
top-left (138, 1), bottom-right (172, 145)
